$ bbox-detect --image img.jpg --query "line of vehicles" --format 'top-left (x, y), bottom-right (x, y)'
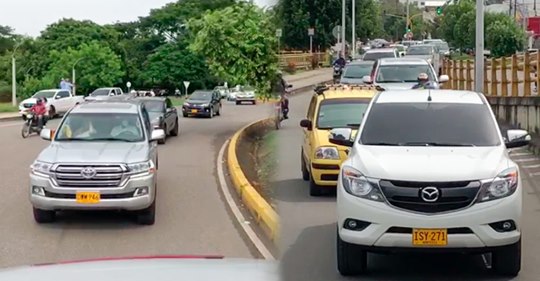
top-left (302, 45), bottom-right (531, 276)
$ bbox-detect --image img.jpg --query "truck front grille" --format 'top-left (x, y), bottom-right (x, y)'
top-left (53, 164), bottom-right (125, 188)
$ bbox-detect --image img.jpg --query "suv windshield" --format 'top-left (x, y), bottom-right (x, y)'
top-left (407, 46), bottom-right (433, 55)
top-left (33, 91), bottom-right (56, 99)
top-left (435, 42), bottom-right (449, 52)
top-left (90, 89), bottom-right (110, 96)
top-left (143, 100), bottom-right (165, 112)
top-left (343, 64), bottom-right (373, 78)
top-left (360, 103), bottom-right (501, 146)
top-left (363, 51), bottom-right (395, 61)
top-left (317, 99), bottom-right (370, 129)
top-left (56, 113), bottom-right (144, 142)
top-left (376, 64), bottom-right (436, 83)
top-left (189, 91), bottom-right (212, 100)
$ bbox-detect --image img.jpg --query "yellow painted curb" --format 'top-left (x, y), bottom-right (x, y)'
top-left (227, 118), bottom-right (280, 242)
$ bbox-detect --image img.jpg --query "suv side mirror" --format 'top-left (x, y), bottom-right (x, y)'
top-left (328, 128), bottom-right (354, 147)
top-left (287, 84), bottom-right (293, 88)
top-left (55, 95), bottom-right (61, 99)
top-left (439, 75), bottom-right (449, 83)
top-left (166, 107), bottom-right (173, 113)
top-left (150, 129), bottom-right (166, 141)
top-left (300, 119), bottom-right (312, 130)
top-left (362, 76), bottom-right (373, 84)
top-left (40, 128), bottom-right (52, 141)
top-left (505, 129), bottom-right (531, 148)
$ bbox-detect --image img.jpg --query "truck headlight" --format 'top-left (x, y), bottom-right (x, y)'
top-left (127, 160), bottom-right (156, 176)
top-left (315, 146), bottom-right (340, 160)
top-left (477, 167), bottom-right (518, 202)
top-left (341, 166), bottom-right (383, 201)
top-left (31, 161), bottom-right (53, 176)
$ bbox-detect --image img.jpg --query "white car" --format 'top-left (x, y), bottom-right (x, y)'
top-left (329, 90), bottom-right (531, 277)
top-left (85, 87), bottom-right (124, 101)
top-left (19, 89), bottom-right (84, 118)
top-left (362, 48), bottom-right (400, 61)
top-left (235, 86), bottom-right (256, 105)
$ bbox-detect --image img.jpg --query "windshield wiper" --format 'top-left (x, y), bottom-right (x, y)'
top-left (363, 142), bottom-right (401, 146)
top-left (347, 123), bottom-right (361, 127)
top-left (399, 142), bottom-right (475, 147)
top-left (57, 137), bottom-right (138, 142)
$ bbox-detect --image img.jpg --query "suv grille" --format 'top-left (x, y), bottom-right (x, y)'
top-left (379, 180), bottom-right (481, 213)
top-left (53, 165), bottom-right (125, 188)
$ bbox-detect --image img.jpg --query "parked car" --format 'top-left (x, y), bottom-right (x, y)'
top-left (362, 58), bottom-right (448, 90)
top-left (19, 89), bottom-right (84, 119)
top-left (31, 100), bottom-right (164, 225)
top-left (405, 44), bottom-right (440, 66)
top-left (85, 87), bottom-right (124, 101)
top-left (235, 86), bottom-right (256, 105)
top-left (137, 97), bottom-right (179, 144)
top-left (340, 61), bottom-right (375, 85)
top-left (362, 48), bottom-right (400, 61)
top-left (182, 90), bottom-right (222, 118)
top-left (330, 89), bottom-right (530, 277)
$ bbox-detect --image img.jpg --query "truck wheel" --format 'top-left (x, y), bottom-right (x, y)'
top-left (136, 200), bottom-right (156, 225)
top-left (48, 106), bottom-right (56, 118)
top-left (33, 207), bottom-right (56, 223)
top-left (158, 126), bottom-right (166, 144)
top-left (170, 119), bottom-right (179, 136)
top-left (337, 231), bottom-right (367, 276)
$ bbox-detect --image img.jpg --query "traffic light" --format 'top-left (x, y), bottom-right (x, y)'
top-left (406, 20), bottom-right (412, 32)
top-left (436, 6), bottom-right (443, 15)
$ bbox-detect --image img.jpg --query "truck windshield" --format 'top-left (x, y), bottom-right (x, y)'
top-left (33, 91), bottom-right (56, 99)
top-left (56, 113), bottom-right (145, 142)
top-left (90, 89), bottom-right (111, 96)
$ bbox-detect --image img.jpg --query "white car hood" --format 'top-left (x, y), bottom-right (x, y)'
top-left (350, 145), bottom-right (510, 181)
top-left (21, 97), bottom-right (38, 105)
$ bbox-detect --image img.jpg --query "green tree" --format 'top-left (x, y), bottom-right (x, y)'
top-left (189, 2), bottom-right (279, 99)
top-left (486, 20), bottom-right (526, 57)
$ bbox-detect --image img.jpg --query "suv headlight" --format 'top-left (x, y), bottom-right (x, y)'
top-left (183, 102), bottom-right (190, 106)
top-left (341, 166), bottom-right (383, 201)
top-left (31, 161), bottom-right (53, 176)
top-left (315, 146), bottom-right (340, 160)
top-left (127, 160), bottom-right (156, 176)
top-left (477, 167), bottom-right (518, 202)
top-left (201, 103), bottom-right (209, 107)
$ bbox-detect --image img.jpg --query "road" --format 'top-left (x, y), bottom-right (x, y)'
top-left (274, 90), bottom-right (540, 281)
top-left (0, 69), bottom-right (331, 268)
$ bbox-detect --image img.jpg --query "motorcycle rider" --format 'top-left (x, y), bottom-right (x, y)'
top-left (29, 98), bottom-right (47, 129)
top-left (412, 72), bottom-right (437, 89)
top-left (272, 71), bottom-right (289, 119)
top-left (333, 55), bottom-right (347, 68)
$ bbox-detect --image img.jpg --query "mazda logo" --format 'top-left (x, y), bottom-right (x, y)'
top-left (80, 167), bottom-right (97, 179)
top-left (420, 186), bottom-right (440, 202)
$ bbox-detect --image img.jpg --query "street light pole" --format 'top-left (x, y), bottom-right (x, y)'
top-left (475, 0), bottom-right (484, 93)
top-left (406, 0), bottom-right (410, 39)
top-left (11, 42), bottom-right (22, 107)
top-left (352, 0), bottom-right (356, 59)
top-left (72, 58), bottom-right (85, 96)
top-left (342, 0), bottom-right (346, 57)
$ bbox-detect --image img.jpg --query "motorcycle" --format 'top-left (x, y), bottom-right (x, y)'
top-left (21, 113), bottom-right (44, 138)
top-left (333, 65), bottom-right (343, 83)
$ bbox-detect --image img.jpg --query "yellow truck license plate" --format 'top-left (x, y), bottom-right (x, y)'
top-left (412, 228), bottom-right (448, 246)
top-left (76, 192), bottom-right (100, 204)
top-left (191, 109), bottom-right (197, 113)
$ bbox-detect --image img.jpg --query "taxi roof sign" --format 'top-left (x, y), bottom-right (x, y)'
top-left (314, 83), bottom-right (385, 95)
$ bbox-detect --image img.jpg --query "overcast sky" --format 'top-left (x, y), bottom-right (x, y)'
top-left (1, 0), bottom-right (276, 37)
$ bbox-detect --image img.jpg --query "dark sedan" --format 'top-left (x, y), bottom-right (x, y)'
top-left (182, 90), bottom-right (221, 118)
top-left (138, 97), bottom-right (179, 144)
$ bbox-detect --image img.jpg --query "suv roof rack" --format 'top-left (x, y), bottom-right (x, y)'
top-left (314, 83), bottom-right (385, 95)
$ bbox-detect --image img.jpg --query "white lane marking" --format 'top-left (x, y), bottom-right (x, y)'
top-left (529, 172), bottom-right (540, 177)
top-left (216, 139), bottom-right (275, 260)
top-left (510, 152), bottom-right (532, 156)
top-left (481, 254), bottom-right (491, 269)
top-left (0, 122), bottom-right (21, 128)
top-left (514, 158), bottom-right (538, 162)
top-left (523, 164), bottom-right (540, 169)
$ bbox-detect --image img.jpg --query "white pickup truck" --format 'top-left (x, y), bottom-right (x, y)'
top-left (18, 89), bottom-right (84, 119)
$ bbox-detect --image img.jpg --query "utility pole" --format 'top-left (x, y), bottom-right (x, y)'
top-left (352, 0), bottom-right (356, 59)
top-left (475, 0), bottom-right (484, 93)
top-left (342, 0), bottom-right (346, 57)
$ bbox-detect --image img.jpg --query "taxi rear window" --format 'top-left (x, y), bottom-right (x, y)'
top-left (316, 98), bottom-right (370, 129)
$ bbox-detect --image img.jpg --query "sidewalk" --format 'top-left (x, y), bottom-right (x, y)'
top-left (284, 68), bottom-right (331, 83)
top-left (0, 112), bottom-right (20, 121)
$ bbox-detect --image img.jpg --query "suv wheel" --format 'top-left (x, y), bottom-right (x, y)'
top-left (158, 126), bottom-right (166, 144)
top-left (492, 239), bottom-right (521, 276)
top-left (301, 150), bottom-right (309, 181)
top-left (309, 175), bottom-right (323, 196)
top-left (33, 207), bottom-right (56, 223)
top-left (136, 200), bottom-right (156, 225)
top-left (216, 105), bottom-right (221, 116)
top-left (170, 119), bottom-right (179, 136)
top-left (209, 108), bottom-right (214, 118)
top-left (337, 231), bottom-right (367, 276)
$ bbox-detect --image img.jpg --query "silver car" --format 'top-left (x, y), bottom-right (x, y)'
top-left (340, 61), bottom-right (375, 85)
top-left (30, 100), bottom-right (165, 225)
top-left (362, 57), bottom-right (449, 90)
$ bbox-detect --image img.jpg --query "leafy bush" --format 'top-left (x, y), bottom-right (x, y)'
top-left (285, 61), bottom-right (297, 74)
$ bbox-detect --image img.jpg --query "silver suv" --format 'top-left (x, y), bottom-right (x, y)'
top-left (29, 100), bottom-right (165, 225)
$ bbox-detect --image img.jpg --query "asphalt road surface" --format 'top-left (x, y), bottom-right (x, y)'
top-left (0, 99), bottom-right (276, 268)
top-left (274, 90), bottom-right (540, 281)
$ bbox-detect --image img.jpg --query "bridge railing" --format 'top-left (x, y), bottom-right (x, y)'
top-left (277, 51), bottom-right (331, 71)
top-left (441, 51), bottom-right (540, 97)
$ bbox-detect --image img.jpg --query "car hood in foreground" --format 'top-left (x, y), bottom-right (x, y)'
top-left (0, 257), bottom-right (279, 281)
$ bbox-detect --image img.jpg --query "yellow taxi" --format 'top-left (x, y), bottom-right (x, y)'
top-left (300, 84), bottom-right (380, 196)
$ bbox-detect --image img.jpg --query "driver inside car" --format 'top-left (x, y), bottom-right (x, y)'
top-left (111, 119), bottom-right (140, 138)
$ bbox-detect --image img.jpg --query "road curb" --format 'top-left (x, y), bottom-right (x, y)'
top-left (227, 118), bottom-right (280, 242)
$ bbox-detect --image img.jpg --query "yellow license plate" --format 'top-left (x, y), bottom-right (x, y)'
top-left (191, 109), bottom-right (197, 113)
top-left (76, 192), bottom-right (100, 204)
top-left (412, 228), bottom-right (448, 246)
